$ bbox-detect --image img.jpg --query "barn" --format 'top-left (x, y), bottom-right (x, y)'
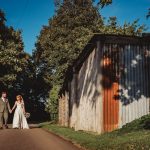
top-left (58, 34), bottom-right (150, 134)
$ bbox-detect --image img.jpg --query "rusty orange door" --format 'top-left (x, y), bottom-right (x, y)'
top-left (102, 56), bottom-right (119, 132)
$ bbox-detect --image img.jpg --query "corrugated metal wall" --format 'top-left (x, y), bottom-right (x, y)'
top-left (58, 92), bottom-right (69, 126)
top-left (102, 43), bottom-right (150, 131)
top-left (69, 46), bottom-right (103, 133)
top-left (102, 44), bottom-right (120, 132)
top-left (119, 44), bottom-right (150, 127)
top-left (59, 35), bottom-right (150, 134)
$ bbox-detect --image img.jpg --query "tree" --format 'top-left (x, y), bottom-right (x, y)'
top-left (0, 9), bottom-right (48, 121)
top-left (33, 0), bottom-right (103, 118)
top-left (0, 9), bottom-right (29, 91)
top-left (33, 0), bottom-right (103, 90)
top-left (45, 85), bottom-right (60, 120)
top-left (99, 17), bottom-right (145, 35)
top-left (97, 0), bottom-right (112, 8)
top-left (33, 0), bottom-right (145, 119)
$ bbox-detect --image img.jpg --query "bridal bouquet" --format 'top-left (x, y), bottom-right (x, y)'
top-left (25, 112), bottom-right (30, 119)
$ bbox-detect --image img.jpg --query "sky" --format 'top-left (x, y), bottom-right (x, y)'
top-left (0, 0), bottom-right (150, 54)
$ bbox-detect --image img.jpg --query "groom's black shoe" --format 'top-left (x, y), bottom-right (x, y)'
top-left (0, 127), bottom-right (3, 130)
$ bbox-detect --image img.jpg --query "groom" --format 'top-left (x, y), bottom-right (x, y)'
top-left (0, 91), bottom-right (11, 129)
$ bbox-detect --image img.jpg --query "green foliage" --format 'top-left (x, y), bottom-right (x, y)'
top-left (99, 17), bottom-right (146, 35)
top-left (45, 85), bottom-right (60, 120)
top-left (119, 114), bottom-right (150, 133)
top-left (33, 1), bottom-right (103, 113)
top-left (98, 0), bottom-right (112, 8)
top-left (46, 85), bottom-right (60, 114)
top-left (0, 9), bottom-right (30, 90)
top-left (0, 9), bottom-right (48, 121)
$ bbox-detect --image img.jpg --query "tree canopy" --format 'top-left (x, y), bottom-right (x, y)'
top-left (0, 9), bottom-right (30, 91)
top-left (0, 9), bottom-right (49, 121)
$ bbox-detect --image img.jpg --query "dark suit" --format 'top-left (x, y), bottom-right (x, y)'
top-left (0, 98), bottom-right (11, 127)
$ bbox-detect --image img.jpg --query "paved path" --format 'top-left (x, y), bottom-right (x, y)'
top-left (0, 127), bottom-right (82, 150)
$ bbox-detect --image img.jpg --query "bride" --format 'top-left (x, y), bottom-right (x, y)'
top-left (11, 95), bottom-right (29, 129)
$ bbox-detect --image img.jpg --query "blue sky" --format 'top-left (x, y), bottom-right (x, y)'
top-left (0, 0), bottom-right (150, 54)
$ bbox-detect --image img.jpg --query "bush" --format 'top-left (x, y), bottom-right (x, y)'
top-left (45, 85), bottom-right (60, 121)
top-left (120, 114), bottom-right (150, 133)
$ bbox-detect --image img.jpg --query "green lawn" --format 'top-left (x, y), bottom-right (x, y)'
top-left (40, 115), bottom-right (150, 150)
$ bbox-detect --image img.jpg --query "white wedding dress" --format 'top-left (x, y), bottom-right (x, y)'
top-left (12, 102), bottom-right (29, 129)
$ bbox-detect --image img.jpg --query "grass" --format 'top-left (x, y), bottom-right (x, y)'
top-left (40, 115), bottom-right (150, 150)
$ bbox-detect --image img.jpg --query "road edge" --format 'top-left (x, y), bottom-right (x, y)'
top-left (41, 128), bottom-right (87, 150)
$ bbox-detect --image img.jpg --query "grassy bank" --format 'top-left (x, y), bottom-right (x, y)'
top-left (40, 115), bottom-right (150, 150)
